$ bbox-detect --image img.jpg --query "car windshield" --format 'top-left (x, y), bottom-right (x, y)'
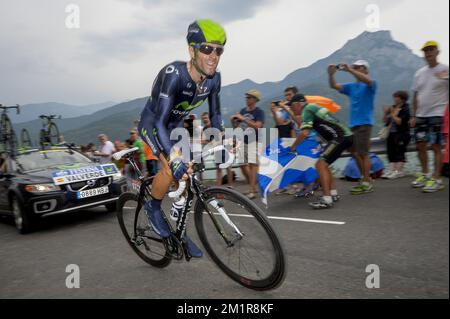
top-left (16, 149), bottom-right (93, 172)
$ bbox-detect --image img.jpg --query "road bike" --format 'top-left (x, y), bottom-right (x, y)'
top-left (114, 146), bottom-right (286, 290)
top-left (39, 114), bottom-right (61, 147)
top-left (0, 104), bottom-right (19, 155)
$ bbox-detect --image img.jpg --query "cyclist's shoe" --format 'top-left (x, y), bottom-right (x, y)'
top-left (412, 173), bottom-right (428, 188)
top-left (183, 235), bottom-right (203, 258)
top-left (351, 182), bottom-right (373, 195)
top-left (422, 179), bottom-right (445, 193)
top-left (144, 201), bottom-right (171, 238)
top-left (309, 197), bottom-right (333, 210)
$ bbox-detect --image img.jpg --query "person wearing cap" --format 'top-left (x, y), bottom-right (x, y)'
top-left (410, 41), bottom-right (449, 192)
top-left (137, 19), bottom-right (228, 257)
top-left (231, 89), bottom-right (265, 199)
top-left (290, 99), bottom-right (353, 209)
top-left (328, 59), bottom-right (377, 195)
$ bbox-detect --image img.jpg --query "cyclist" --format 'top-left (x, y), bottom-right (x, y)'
top-left (138, 19), bottom-right (227, 258)
top-left (290, 95), bottom-right (353, 209)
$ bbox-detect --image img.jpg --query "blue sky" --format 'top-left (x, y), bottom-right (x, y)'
top-left (0, 0), bottom-right (448, 105)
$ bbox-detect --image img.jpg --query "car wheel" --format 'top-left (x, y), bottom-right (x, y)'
top-left (11, 196), bottom-right (35, 234)
top-left (105, 202), bottom-right (117, 212)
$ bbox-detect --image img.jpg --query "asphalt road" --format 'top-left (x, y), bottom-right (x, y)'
top-left (0, 177), bottom-right (448, 299)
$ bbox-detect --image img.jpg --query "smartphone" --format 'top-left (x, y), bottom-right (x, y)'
top-left (272, 101), bottom-right (281, 106)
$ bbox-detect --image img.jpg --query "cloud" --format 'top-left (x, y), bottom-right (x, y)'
top-left (81, 0), bottom-right (272, 62)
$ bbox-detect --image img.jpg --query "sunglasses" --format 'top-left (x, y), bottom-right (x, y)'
top-left (195, 44), bottom-right (225, 56)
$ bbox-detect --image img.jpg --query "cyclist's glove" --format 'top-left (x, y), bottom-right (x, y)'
top-left (169, 157), bottom-right (188, 180)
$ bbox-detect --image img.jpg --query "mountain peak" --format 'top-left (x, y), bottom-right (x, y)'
top-left (356, 30), bottom-right (393, 41)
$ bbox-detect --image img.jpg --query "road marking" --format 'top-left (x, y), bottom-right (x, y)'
top-left (123, 207), bottom-right (345, 225)
top-left (225, 213), bottom-right (346, 225)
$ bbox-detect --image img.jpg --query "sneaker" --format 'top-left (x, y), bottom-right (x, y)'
top-left (247, 192), bottom-right (256, 199)
top-left (412, 173), bottom-right (428, 188)
top-left (332, 194), bottom-right (341, 202)
top-left (275, 188), bottom-right (289, 195)
top-left (381, 170), bottom-right (392, 179)
top-left (309, 198), bottom-right (333, 210)
top-left (423, 179), bottom-right (445, 193)
top-left (387, 171), bottom-right (406, 180)
top-left (144, 201), bottom-right (171, 238)
top-left (183, 235), bottom-right (203, 258)
top-left (351, 182), bottom-right (374, 195)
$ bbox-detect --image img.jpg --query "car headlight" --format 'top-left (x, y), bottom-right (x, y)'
top-left (112, 172), bottom-right (124, 181)
top-left (25, 184), bottom-right (61, 193)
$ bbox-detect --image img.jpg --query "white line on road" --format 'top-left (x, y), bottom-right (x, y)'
top-left (225, 213), bottom-right (346, 225)
top-left (123, 207), bottom-right (346, 225)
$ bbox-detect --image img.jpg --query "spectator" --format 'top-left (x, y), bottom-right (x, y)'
top-left (410, 41), bottom-right (449, 192)
top-left (382, 91), bottom-right (411, 179)
top-left (290, 101), bottom-right (353, 209)
top-left (271, 101), bottom-right (295, 139)
top-left (113, 140), bottom-right (126, 173)
top-left (202, 112), bottom-right (234, 186)
top-left (275, 93), bottom-right (306, 195)
top-left (284, 86), bottom-right (299, 101)
top-left (129, 129), bottom-right (146, 170)
top-left (231, 89), bottom-right (265, 199)
top-left (94, 134), bottom-right (116, 164)
top-left (328, 60), bottom-right (377, 195)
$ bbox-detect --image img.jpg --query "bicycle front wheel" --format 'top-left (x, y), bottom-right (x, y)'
top-left (116, 192), bottom-right (172, 268)
top-left (48, 123), bottom-right (60, 145)
top-left (194, 187), bottom-right (286, 290)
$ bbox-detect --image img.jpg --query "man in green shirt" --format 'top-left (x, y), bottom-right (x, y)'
top-left (290, 95), bottom-right (353, 209)
top-left (129, 129), bottom-right (146, 170)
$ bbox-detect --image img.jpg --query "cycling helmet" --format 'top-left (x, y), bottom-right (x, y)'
top-left (187, 19), bottom-right (226, 46)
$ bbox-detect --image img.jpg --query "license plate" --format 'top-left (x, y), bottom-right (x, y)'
top-left (76, 186), bottom-right (109, 199)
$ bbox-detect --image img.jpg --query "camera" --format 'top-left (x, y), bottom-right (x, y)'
top-left (272, 101), bottom-right (281, 106)
top-left (336, 64), bottom-right (345, 71)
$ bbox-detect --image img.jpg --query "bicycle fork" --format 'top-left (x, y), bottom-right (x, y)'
top-left (203, 198), bottom-right (245, 247)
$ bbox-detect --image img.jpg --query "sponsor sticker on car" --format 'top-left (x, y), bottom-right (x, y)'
top-left (51, 164), bottom-right (119, 185)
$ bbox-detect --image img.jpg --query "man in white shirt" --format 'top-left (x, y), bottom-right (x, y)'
top-left (95, 134), bottom-right (116, 164)
top-left (410, 41), bottom-right (449, 192)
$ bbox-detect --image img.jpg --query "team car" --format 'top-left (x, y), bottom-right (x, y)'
top-left (0, 147), bottom-right (126, 234)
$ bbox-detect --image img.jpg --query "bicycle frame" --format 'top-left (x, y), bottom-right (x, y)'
top-left (122, 149), bottom-right (244, 261)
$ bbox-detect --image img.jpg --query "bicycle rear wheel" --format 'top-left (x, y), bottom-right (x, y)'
top-left (194, 187), bottom-right (286, 290)
top-left (48, 123), bottom-right (60, 145)
top-left (116, 192), bottom-right (172, 268)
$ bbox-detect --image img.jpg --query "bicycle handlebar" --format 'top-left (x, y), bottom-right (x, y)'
top-left (39, 114), bottom-right (61, 120)
top-left (0, 104), bottom-right (20, 114)
top-left (113, 144), bottom-right (235, 197)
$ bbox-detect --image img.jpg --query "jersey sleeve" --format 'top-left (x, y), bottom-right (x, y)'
top-left (208, 73), bottom-right (224, 132)
top-left (153, 68), bottom-right (180, 156)
top-left (300, 106), bottom-right (315, 130)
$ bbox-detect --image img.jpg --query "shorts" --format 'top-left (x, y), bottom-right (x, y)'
top-left (321, 136), bottom-right (353, 165)
top-left (414, 117), bottom-right (444, 145)
top-left (351, 125), bottom-right (372, 156)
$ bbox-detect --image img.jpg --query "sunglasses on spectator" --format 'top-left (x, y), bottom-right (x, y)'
top-left (195, 44), bottom-right (225, 56)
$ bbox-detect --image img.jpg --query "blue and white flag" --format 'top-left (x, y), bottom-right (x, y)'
top-left (258, 137), bottom-right (321, 205)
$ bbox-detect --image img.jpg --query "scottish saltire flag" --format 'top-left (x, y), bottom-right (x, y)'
top-left (258, 137), bottom-right (321, 205)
